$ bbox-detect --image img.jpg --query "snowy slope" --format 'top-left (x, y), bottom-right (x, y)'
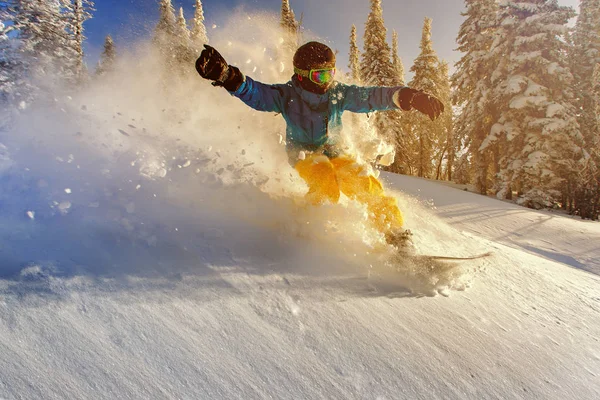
top-left (1, 19), bottom-right (599, 398)
top-left (393, 174), bottom-right (600, 276)
top-left (1, 154), bottom-right (599, 399)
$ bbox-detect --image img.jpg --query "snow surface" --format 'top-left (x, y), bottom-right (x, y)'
top-left (1, 14), bottom-right (599, 399)
top-left (1, 145), bottom-right (599, 399)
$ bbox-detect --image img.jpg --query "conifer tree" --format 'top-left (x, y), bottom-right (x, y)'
top-left (96, 35), bottom-right (116, 76)
top-left (175, 7), bottom-right (190, 41)
top-left (452, 0), bottom-right (498, 193)
top-left (571, 0), bottom-right (600, 217)
top-left (154, 0), bottom-right (177, 55)
top-left (573, 0), bottom-right (600, 116)
top-left (387, 29), bottom-right (409, 174)
top-left (591, 63), bottom-right (600, 172)
top-left (155, 0), bottom-right (176, 36)
top-left (70, 0), bottom-right (94, 84)
top-left (154, 0), bottom-right (195, 75)
top-left (574, 1), bottom-right (600, 117)
top-left (360, 0), bottom-right (394, 87)
top-left (280, 0), bottom-right (299, 53)
top-left (173, 7), bottom-right (195, 66)
top-left (0, 2), bottom-right (29, 104)
top-left (360, 0), bottom-right (397, 155)
top-left (346, 24), bottom-right (368, 158)
top-left (572, 62), bottom-right (600, 220)
top-left (13, 0), bottom-right (78, 88)
top-left (436, 61), bottom-right (454, 180)
top-left (487, 0), bottom-right (582, 208)
top-left (348, 25), bottom-right (361, 84)
top-left (191, 0), bottom-right (208, 47)
top-left (391, 30), bottom-right (404, 86)
top-left (280, 0), bottom-right (298, 37)
top-left (408, 17), bottom-right (444, 178)
top-left (276, 0), bottom-right (300, 69)
top-left (0, 19), bottom-right (13, 102)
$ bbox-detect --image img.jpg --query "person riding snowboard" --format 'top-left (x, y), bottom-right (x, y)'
top-left (195, 41), bottom-right (443, 245)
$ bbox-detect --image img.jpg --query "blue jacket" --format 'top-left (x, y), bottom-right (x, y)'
top-left (230, 75), bottom-right (404, 158)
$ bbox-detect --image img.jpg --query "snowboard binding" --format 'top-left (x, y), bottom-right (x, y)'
top-left (385, 228), bottom-right (414, 250)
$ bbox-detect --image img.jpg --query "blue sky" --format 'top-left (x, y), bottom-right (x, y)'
top-left (84, 0), bottom-right (581, 76)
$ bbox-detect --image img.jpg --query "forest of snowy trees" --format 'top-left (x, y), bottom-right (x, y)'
top-left (348, 0), bottom-right (599, 219)
top-left (0, 0), bottom-right (209, 98)
top-left (0, 0), bottom-right (599, 219)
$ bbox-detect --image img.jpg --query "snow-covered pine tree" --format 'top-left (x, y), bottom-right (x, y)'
top-left (436, 61), bottom-right (455, 181)
top-left (387, 29), bottom-right (410, 174)
top-left (155, 0), bottom-right (176, 38)
top-left (0, 18), bottom-right (13, 103)
top-left (573, 0), bottom-right (600, 144)
top-left (190, 0), bottom-right (208, 47)
top-left (55, 0), bottom-right (83, 84)
top-left (345, 24), bottom-right (369, 158)
top-left (452, 0), bottom-right (498, 194)
top-left (391, 30), bottom-right (404, 86)
top-left (0, 3), bottom-right (29, 105)
top-left (360, 0), bottom-right (397, 156)
top-left (360, 0), bottom-right (394, 87)
top-left (570, 0), bottom-right (600, 217)
top-left (175, 8), bottom-right (198, 68)
top-left (280, 0), bottom-right (300, 54)
top-left (280, 0), bottom-right (298, 36)
top-left (487, 0), bottom-right (582, 209)
top-left (408, 17), bottom-right (444, 178)
top-left (154, 0), bottom-right (177, 65)
top-left (573, 62), bottom-right (600, 220)
top-left (69, 0), bottom-right (94, 84)
top-left (591, 62), bottom-right (600, 185)
top-left (13, 0), bottom-right (78, 90)
top-left (348, 25), bottom-right (361, 84)
top-left (173, 7), bottom-right (195, 68)
top-left (176, 7), bottom-right (190, 40)
top-left (588, 62), bottom-right (600, 218)
top-left (95, 35), bottom-right (116, 76)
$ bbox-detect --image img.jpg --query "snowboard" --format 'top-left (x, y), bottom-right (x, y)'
top-left (387, 228), bottom-right (492, 264)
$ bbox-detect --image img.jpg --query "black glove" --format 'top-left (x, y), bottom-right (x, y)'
top-left (195, 44), bottom-right (244, 92)
top-left (396, 87), bottom-right (444, 121)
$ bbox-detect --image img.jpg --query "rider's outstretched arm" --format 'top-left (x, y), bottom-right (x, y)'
top-left (339, 83), bottom-right (444, 121)
top-left (196, 45), bottom-right (284, 113)
top-left (229, 76), bottom-right (286, 113)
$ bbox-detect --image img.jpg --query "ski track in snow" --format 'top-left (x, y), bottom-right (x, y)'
top-left (0, 30), bottom-right (599, 399)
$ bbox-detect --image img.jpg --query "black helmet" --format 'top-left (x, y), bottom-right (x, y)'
top-left (293, 41), bottom-right (336, 71)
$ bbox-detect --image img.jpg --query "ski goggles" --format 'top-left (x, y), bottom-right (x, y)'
top-left (294, 67), bottom-right (336, 85)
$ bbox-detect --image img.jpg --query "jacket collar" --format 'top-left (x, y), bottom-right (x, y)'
top-left (291, 76), bottom-right (330, 105)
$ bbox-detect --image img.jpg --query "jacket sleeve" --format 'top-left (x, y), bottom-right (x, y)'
top-left (229, 76), bottom-right (285, 113)
top-left (339, 84), bottom-right (406, 113)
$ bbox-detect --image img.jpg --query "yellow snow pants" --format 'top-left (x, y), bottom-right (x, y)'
top-left (294, 154), bottom-right (404, 232)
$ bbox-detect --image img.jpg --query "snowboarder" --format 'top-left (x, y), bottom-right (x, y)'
top-left (195, 41), bottom-right (443, 245)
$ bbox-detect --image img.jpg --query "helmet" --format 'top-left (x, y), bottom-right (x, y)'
top-left (293, 42), bottom-right (336, 94)
top-left (293, 41), bottom-right (336, 71)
